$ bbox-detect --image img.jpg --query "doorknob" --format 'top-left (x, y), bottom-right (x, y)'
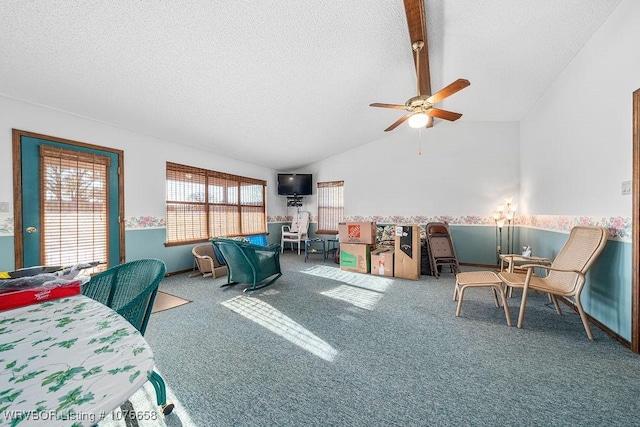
top-left (26, 226), bottom-right (37, 234)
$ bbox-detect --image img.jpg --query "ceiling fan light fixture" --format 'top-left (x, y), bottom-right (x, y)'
top-left (408, 112), bottom-right (429, 128)
top-left (369, 0), bottom-right (469, 132)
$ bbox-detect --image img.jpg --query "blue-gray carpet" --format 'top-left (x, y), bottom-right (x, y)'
top-left (143, 253), bottom-right (640, 426)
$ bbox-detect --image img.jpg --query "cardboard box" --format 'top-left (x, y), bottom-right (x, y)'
top-left (338, 222), bottom-right (376, 245)
top-left (371, 247), bottom-right (394, 277)
top-left (394, 224), bottom-right (421, 280)
top-left (340, 243), bottom-right (372, 274)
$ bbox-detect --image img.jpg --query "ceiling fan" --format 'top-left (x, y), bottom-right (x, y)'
top-left (370, 0), bottom-right (470, 132)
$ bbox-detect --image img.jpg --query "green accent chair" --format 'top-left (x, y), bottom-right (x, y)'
top-left (211, 238), bottom-right (283, 292)
top-left (81, 258), bottom-right (174, 415)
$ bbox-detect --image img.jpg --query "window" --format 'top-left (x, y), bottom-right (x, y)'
top-left (166, 162), bottom-right (266, 244)
top-left (40, 145), bottom-right (109, 271)
top-left (317, 180), bottom-right (344, 234)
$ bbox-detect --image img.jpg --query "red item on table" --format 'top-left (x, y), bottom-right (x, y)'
top-left (0, 280), bottom-right (81, 311)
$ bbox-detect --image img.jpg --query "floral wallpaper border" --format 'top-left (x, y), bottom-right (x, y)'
top-left (0, 216), bottom-right (13, 234)
top-left (0, 214), bottom-right (632, 242)
top-left (125, 216), bottom-right (166, 229)
top-left (518, 215), bottom-right (631, 240)
top-left (272, 214), bottom-right (632, 242)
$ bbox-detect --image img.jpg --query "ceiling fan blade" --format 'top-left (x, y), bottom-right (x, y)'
top-left (384, 114), bottom-right (412, 132)
top-left (426, 108), bottom-right (463, 121)
top-left (403, 0), bottom-right (431, 97)
top-left (370, 103), bottom-right (406, 110)
top-left (426, 79), bottom-right (470, 104)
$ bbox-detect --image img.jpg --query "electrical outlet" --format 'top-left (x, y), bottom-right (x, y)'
top-left (621, 181), bottom-right (632, 196)
top-left (0, 202), bottom-right (8, 213)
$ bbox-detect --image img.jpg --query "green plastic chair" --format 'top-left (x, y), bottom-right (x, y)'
top-left (211, 238), bottom-right (283, 292)
top-left (81, 258), bottom-right (174, 415)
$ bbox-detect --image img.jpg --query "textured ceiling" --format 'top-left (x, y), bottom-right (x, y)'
top-left (0, 1), bottom-right (623, 170)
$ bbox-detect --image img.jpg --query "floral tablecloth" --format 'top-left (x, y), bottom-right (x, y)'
top-left (0, 295), bottom-right (155, 426)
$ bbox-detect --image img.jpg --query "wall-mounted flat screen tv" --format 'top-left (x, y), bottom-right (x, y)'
top-left (277, 173), bottom-right (312, 196)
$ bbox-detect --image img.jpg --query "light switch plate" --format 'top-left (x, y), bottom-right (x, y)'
top-left (622, 181), bottom-right (632, 196)
top-left (0, 202), bottom-right (8, 213)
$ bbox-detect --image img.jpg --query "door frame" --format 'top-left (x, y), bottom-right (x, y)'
top-left (633, 90), bottom-right (639, 353)
top-left (12, 129), bottom-right (125, 268)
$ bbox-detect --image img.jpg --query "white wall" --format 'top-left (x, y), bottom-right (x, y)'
top-left (303, 121), bottom-right (520, 220)
top-left (520, 0), bottom-right (639, 217)
top-left (0, 96), bottom-right (285, 226)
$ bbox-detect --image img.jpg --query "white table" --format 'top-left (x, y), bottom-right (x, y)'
top-left (0, 295), bottom-right (155, 426)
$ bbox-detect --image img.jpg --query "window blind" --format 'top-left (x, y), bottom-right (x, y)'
top-left (166, 164), bottom-right (207, 243)
top-left (166, 163), bottom-right (266, 244)
top-left (40, 145), bottom-right (110, 271)
top-left (317, 180), bottom-right (344, 234)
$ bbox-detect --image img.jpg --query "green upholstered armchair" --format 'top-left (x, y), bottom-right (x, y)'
top-left (211, 238), bottom-right (283, 292)
top-left (81, 259), bottom-right (174, 415)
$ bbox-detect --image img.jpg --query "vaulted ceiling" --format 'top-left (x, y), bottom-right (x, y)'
top-left (0, 1), bottom-right (623, 170)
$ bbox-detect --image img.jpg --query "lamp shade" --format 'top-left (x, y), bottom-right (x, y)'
top-left (408, 113), bottom-right (429, 128)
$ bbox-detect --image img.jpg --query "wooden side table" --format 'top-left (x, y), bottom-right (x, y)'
top-left (499, 254), bottom-right (553, 297)
top-left (499, 254), bottom-right (552, 273)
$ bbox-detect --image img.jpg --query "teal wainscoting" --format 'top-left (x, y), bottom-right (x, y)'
top-left (0, 235), bottom-right (15, 271)
top-left (0, 230), bottom-right (194, 274)
top-left (307, 223), bottom-right (320, 239)
top-left (125, 228), bottom-right (193, 274)
top-left (268, 222), bottom-right (323, 248)
top-left (272, 222), bottom-right (501, 266)
top-left (449, 225), bottom-right (508, 266)
top-left (267, 222), bottom-right (286, 246)
top-left (269, 221), bottom-right (307, 253)
top-left (127, 227), bottom-right (286, 274)
top-left (519, 227), bottom-right (631, 341)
